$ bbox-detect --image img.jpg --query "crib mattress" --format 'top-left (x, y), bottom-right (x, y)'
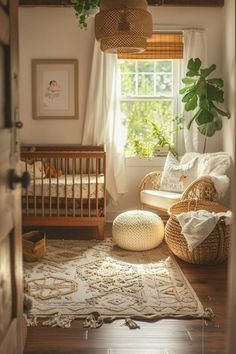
top-left (23, 174), bottom-right (105, 199)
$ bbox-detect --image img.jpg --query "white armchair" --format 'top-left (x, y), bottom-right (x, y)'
top-left (139, 152), bottom-right (230, 214)
top-left (139, 173), bottom-right (216, 213)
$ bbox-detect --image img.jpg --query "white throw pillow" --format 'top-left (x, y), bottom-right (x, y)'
top-left (180, 152), bottom-right (201, 164)
top-left (160, 152), bottom-right (198, 193)
top-left (20, 160), bottom-right (45, 179)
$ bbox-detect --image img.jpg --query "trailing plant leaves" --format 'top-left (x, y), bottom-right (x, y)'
top-left (72, 0), bottom-right (100, 29)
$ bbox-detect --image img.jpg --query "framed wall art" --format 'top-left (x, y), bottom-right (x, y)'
top-left (32, 59), bottom-right (78, 119)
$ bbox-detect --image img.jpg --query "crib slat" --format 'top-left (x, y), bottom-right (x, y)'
top-left (72, 158), bottom-right (75, 217)
top-left (49, 158), bottom-right (52, 216)
top-left (33, 158), bottom-right (36, 216)
top-left (96, 158), bottom-right (99, 217)
top-left (103, 154), bottom-right (106, 218)
top-left (65, 158), bottom-right (68, 217)
top-left (56, 158), bottom-right (59, 217)
top-left (41, 158), bottom-right (44, 216)
top-left (25, 160), bottom-right (29, 216)
top-left (80, 158), bottom-right (83, 217)
top-left (87, 158), bottom-right (91, 217)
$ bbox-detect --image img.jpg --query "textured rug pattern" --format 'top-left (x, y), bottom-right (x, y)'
top-left (24, 239), bottom-right (208, 325)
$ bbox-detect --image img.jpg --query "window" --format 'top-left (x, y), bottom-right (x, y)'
top-left (119, 58), bottom-right (182, 157)
top-left (118, 32), bottom-right (184, 158)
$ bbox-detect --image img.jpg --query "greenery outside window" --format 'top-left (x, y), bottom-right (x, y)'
top-left (119, 59), bottom-right (182, 158)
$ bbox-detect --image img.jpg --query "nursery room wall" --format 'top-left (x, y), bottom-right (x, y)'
top-left (19, 5), bottom-right (225, 218)
top-left (222, 2), bottom-right (236, 352)
top-left (222, 0), bottom-right (235, 159)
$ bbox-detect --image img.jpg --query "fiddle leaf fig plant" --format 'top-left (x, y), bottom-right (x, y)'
top-left (72, 0), bottom-right (100, 29)
top-left (180, 58), bottom-right (230, 141)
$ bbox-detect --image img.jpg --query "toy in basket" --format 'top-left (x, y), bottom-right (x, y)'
top-left (23, 231), bottom-right (46, 262)
top-left (165, 199), bottom-right (231, 265)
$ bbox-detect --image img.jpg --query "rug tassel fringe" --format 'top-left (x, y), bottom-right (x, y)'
top-left (123, 318), bottom-right (140, 329)
top-left (204, 307), bottom-right (215, 320)
top-left (26, 315), bottom-right (38, 327)
top-left (83, 312), bottom-right (103, 329)
top-left (42, 314), bottom-right (74, 328)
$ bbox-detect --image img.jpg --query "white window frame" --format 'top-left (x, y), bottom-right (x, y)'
top-left (119, 59), bottom-right (183, 162)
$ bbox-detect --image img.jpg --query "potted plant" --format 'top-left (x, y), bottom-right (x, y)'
top-left (180, 58), bottom-right (230, 152)
top-left (72, 0), bottom-right (100, 29)
top-left (125, 115), bottom-right (182, 158)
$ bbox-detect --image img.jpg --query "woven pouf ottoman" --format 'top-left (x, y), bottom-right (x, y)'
top-left (112, 210), bottom-right (164, 251)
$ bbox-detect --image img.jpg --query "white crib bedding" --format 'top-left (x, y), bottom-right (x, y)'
top-left (23, 174), bottom-right (105, 199)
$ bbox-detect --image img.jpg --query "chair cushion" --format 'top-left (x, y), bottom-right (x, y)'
top-left (140, 189), bottom-right (182, 210)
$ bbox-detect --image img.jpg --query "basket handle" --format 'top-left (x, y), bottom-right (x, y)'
top-left (187, 199), bottom-right (198, 212)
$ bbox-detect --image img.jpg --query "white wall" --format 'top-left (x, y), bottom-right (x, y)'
top-left (222, 0), bottom-right (235, 159)
top-left (19, 8), bottom-right (95, 144)
top-left (222, 1), bottom-right (236, 353)
top-left (19, 5), bottom-right (225, 218)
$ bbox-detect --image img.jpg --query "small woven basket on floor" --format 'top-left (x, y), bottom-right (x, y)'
top-left (165, 199), bottom-right (231, 265)
top-left (23, 231), bottom-right (46, 262)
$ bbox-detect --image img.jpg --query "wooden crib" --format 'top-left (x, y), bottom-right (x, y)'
top-left (20, 145), bottom-right (106, 239)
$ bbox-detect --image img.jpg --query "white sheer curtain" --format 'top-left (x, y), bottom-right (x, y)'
top-left (82, 40), bottom-right (128, 202)
top-left (182, 29), bottom-right (208, 153)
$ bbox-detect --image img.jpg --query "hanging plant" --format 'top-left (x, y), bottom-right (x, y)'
top-left (180, 58), bottom-right (230, 150)
top-left (72, 0), bottom-right (100, 29)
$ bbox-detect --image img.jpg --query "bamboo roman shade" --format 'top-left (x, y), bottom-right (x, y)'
top-left (118, 32), bottom-right (184, 59)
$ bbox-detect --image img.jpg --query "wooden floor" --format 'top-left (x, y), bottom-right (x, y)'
top-left (23, 224), bottom-right (228, 354)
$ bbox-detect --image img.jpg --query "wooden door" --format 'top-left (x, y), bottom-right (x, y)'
top-left (0, 0), bottom-right (26, 353)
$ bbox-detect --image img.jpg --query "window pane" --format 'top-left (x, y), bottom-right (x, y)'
top-left (156, 74), bottom-right (173, 95)
top-left (121, 100), bottom-right (174, 157)
top-left (119, 61), bottom-right (136, 73)
top-left (138, 74), bottom-right (154, 96)
top-left (155, 60), bottom-right (172, 73)
top-left (121, 73), bottom-right (136, 96)
top-left (137, 61), bottom-right (155, 73)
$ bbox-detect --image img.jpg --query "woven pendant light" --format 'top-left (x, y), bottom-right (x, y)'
top-left (95, 0), bottom-right (153, 54)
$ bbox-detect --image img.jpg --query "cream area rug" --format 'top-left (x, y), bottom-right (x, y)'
top-left (24, 239), bottom-right (212, 328)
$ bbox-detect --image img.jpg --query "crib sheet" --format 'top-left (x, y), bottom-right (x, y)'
top-left (23, 174), bottom-right (105, 199)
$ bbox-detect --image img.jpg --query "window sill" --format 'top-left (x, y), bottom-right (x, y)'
top-left (125, 155), bottom-right (167, 168)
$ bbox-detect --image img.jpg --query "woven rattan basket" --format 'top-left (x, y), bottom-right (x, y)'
top-left (23, 231), bottom-right (46, 262)
top-left (165, 199), bottom-right (231, 265)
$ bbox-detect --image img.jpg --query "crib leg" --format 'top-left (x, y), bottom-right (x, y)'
top-left (97, 221), bottom-right (105, 240)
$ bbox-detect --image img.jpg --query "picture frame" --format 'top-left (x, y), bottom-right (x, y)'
top-left (32, 59), bottom-right (78, 119)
